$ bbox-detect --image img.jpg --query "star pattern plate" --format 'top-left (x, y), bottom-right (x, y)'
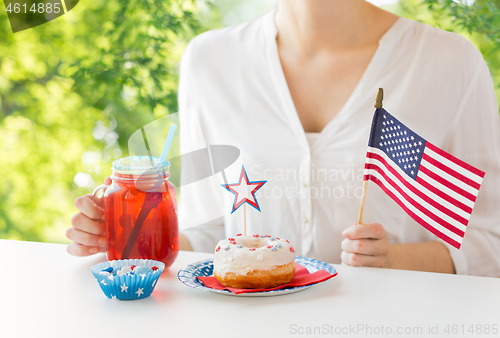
top-left (177, 256), bottom-right (336, 297)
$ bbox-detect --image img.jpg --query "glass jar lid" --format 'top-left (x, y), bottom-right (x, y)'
top-left (112, 156), bottom-right (170, 176)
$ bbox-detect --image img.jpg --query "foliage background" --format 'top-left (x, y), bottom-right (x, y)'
top-left (0, 0), bottom-right (498, 243)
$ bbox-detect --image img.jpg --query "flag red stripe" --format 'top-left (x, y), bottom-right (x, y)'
top-left (366, 152), bottom-right (471, 221)
top-left (426, 142), bottom-right (485, 178)
top-left (365, 162), bottom-right (466, 237)
top-left (365, 162), bottom-right (468, 227)
top-left (416, 176), bottom-right (473, 214)
top-left (419, 166), bottom-right (476, 202)
top-left (365, 174), bottom-right (461, 249)
top-left (422, 152), bottom-right (481, 190)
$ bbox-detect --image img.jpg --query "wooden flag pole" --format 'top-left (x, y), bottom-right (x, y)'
top-left (374, 88), bottom-right (383, 110)
top-left (358, 180), bottom-right (368, 224)
top-left (244, 203), bottom-right (247, 236)
top-left (358, 88), bottom-right (384, 224)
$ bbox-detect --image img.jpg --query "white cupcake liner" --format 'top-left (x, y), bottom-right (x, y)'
top-left (91, 259), bottom-right (164, 300)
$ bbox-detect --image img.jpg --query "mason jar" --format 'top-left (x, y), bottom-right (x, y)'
top-left (93, 156), bottom-right (179, 270)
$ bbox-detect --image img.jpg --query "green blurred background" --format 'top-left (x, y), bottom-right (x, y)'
top-left (0, 0), bottom-right (499, 244)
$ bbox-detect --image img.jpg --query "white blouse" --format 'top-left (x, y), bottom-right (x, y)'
top-left (305, 133), bottom-right (320, 149)
top-left (177, 10), bottom-right (500, 277)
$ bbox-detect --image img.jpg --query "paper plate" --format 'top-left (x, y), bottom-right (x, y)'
top-left (177, 256), bottom-right (336, 297)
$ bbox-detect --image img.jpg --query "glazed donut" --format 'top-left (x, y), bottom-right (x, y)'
top-left (213, 234), bottom-right (296, 289)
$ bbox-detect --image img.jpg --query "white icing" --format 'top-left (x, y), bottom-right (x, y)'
top-left (213, 235), bottom-right (295, 277)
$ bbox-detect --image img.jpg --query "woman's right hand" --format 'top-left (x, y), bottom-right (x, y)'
top-left (66, 177), bottom-right (112, 256)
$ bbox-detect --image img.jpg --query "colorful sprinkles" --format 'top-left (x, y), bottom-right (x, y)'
top-left (100, 264), bottom-right (159, 276)
top-left (215, 236), bottom-right (294, 254)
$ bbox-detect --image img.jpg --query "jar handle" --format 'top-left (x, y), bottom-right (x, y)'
top-left (92, 184), bottom-right (109, 209)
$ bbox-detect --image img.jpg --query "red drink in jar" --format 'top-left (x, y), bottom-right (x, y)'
top-left (94, 156), bottom-right (178, 269)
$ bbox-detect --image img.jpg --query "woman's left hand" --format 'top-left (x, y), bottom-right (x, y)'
top-left (341, 222), bottom-right (390, 268)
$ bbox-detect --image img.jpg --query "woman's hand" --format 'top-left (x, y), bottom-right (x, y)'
top-left (66, 177), bottom-right (112, 256)
top-left (341, 222), bottom-right (390, 268)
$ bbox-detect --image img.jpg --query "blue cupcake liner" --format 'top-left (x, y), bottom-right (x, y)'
top-left (91, 259), bottom-right (164, 300)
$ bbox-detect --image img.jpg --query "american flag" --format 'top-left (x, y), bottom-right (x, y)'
top-left (364, 108), bottom-right (485, 249)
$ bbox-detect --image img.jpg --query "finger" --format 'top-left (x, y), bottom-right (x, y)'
top-left (74, 194), bottom-right (105, 221)
top-left (66, 227), bottom-right (106, 247)
top-left (71, 212), bottom-right (106, 235)
top-left (66, 242), bottom-right (101, 256)
top-left (342, 223), bottom-right (385, 240)
top-left (92, 177), bottom-right (112, 208)
top-left (341, 251), bottom-right (386, 268)
top-left (341, 238), bottom-right (389, 256)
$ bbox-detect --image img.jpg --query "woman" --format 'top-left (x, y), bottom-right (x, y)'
top-left (66, 0), bottom-right (500, 276)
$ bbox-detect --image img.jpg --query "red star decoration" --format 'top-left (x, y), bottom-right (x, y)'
top-left (221, 165), bottom-right (267, 213)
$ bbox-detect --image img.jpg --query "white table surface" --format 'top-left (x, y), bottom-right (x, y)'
top-left (1, 239), bottom-right (499, 338)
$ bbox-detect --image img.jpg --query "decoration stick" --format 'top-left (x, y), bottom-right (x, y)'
top-left (220, 165), bottom-right (267, 237)
top-left (244, 203), bottom-right (247, 236)
top-left (358, 88), bottom-right (383, 224)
